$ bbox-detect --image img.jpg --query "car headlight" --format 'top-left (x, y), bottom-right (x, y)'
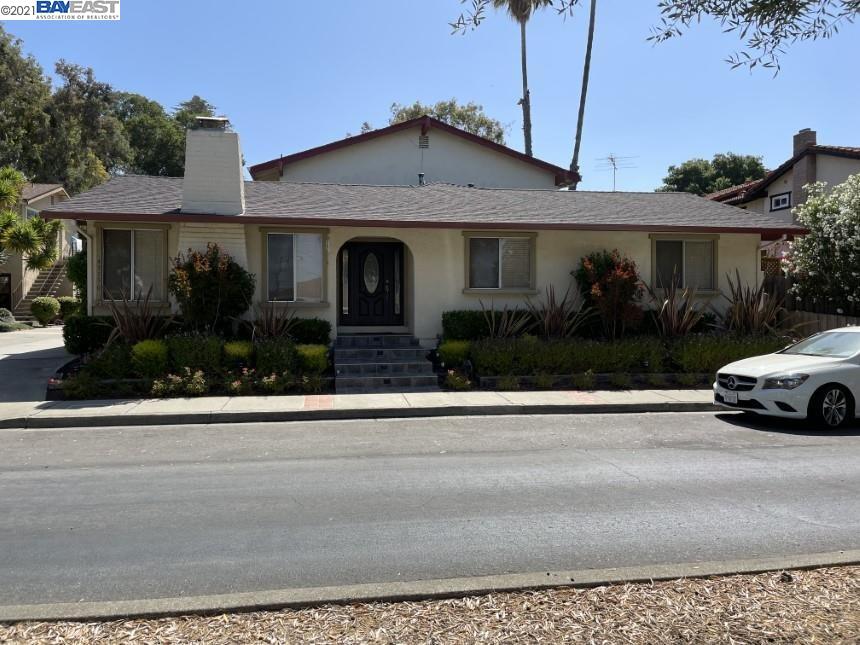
top-left (763, 374), bottom-right (809, 390)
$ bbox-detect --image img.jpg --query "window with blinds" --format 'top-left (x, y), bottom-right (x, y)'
top-left (468, 236), bottom-right (532, 289)
top-left (654, 239), bottom-right (715, 290)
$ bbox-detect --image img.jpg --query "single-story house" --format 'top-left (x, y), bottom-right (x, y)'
top-left (708, 128), bottom-right (860, 222)
top-left (44, 117), bottom-right (803, 347)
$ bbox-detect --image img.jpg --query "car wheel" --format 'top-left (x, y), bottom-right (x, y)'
top-left (809, 385), bottom-right (854, 429)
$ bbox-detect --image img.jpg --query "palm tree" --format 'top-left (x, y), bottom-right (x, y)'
top-left (457, 1), bottom-right (552, 157)
top-left (569, 0), bottom-right (596, 189)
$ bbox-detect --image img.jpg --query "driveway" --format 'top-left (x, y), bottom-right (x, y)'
top-left (0, 412), bottom-right (858, 607)
top-left (0, 327), bottom-right (69, 403)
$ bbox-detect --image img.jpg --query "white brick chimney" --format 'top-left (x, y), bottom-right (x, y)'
top-left (181, 116), bottom-right (245, 215)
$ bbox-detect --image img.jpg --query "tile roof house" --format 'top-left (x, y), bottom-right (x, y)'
top-left (44, 117), bottom-right (802, 348)
top-left (707, 129), bottom-right (860, 222)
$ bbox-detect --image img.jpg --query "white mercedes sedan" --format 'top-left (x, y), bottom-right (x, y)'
top-left (714, 327), bottom-right (860, 428)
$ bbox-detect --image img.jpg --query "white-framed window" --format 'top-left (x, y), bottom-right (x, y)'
top-left (24, 207), bottom-right (39, 220)
top-left (266, 232), bottom-right (324, 302)
top-left (654, 239), bottom-right (716, 290)
top-left (467, 235), bottom-right (533, 290)
top-left (102, 228), bottom-right (166, 301)
top-left (770, 192), bottom-right (791, 211)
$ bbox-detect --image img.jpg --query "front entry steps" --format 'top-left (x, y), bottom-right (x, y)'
top-left (334, 334), bottom-right (440, 394)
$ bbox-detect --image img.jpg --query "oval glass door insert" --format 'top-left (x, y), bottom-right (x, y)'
top-left (363, 253), bottom-right (380, 294)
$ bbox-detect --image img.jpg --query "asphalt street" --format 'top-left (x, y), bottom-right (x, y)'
top-left (1, 411), bottom-right (858, 606)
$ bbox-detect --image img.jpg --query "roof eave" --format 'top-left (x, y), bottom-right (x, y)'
top-left (42, 209), bottom-right (803, 239)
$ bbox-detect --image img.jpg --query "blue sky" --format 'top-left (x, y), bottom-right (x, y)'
top-left (5, 0), bottom-right (859, 190)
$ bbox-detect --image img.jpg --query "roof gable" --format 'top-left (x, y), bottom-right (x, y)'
top-left (248, 115), bottom-right (578, 186)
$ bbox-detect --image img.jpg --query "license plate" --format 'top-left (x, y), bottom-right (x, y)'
top-left (723, 391), bottom-right (738, 405)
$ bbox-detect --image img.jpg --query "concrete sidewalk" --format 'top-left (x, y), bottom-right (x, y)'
top-left (0, 388), bottom-right (715, 429)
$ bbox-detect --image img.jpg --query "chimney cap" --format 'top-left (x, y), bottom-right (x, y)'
top-left (192, 116), bottom-right (231, 130)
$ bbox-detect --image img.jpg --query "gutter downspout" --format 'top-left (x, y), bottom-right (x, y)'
top-left (74, 221), bottom-right (94, 316)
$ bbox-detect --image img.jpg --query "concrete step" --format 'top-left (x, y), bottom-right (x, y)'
top-left (335, 374), bottom-right (439, 390)
top-left (335, 334), bottom-right (420, 349)
top-left (335, 361), bottom-right (434, 377)
top-left (334, 347), bottom-right (428, 361)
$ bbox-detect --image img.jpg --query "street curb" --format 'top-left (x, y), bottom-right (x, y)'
top-left (0, 401), bottom-right (718, 429)
top-left (1, 550), bottom-right (857, 623)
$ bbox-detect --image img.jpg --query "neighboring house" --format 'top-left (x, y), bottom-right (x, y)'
top-left (44, 117), bottom-right (801, 348)
top-left (249, 115), bottom-right (577, 188)
top-left (0, 183), bottom-right (74, 317)
top-left (708, 129), bottom-right (860, 222)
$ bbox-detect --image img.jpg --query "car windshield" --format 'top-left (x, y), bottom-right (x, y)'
top-left (782, 331), bottom-right (860, 358)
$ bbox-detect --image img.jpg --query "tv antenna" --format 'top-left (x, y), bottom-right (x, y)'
top-left (595, 153), bottom-right (637, 191)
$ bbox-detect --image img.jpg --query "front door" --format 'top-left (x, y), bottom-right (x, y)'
top-left (0, 274), bottom-right (11, 311)
top-left (340, 242), bottom-right (404, 326)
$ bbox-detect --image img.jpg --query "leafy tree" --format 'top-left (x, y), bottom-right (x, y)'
top-left (574, 249), bottom-right (644, 339)
top-left (384, 99), bottom-right (507, 144)
top-left (173, 95), bottom-right (216, 129)
top-left (113, 92), bottom-right (185, 176)
top-left (0, 26), bottom-right (52, 178)
top-left (0, 165), bottom-right (63, 270)
top-left (784, 174), bottom-right (860, 304)
top-left (650, 0), bottom-right (860, 71)
top-left (452, 1), bottom-right (553, 156)
top-left (657, 153), bottom-right (766, 195)
top-left (39, 61), bottom-right (130, 193)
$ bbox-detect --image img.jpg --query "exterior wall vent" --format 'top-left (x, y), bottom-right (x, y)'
top-left (418, 134), bottom-right (430, 149)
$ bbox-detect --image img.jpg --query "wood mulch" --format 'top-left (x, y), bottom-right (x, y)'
top-left (2, 566), bottom-right (858, 644)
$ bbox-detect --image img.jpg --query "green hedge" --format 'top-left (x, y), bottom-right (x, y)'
top-left (57, 296), bottom-right (81, 320)
top-left (468, 335), bottom-right (784, 377)
top-left (256, 338), bottom-right (299, 375)
top-left (167, 335), bottom-right (224, 373)
top-left (297, 344), bottom-right (329, 375)
top-left (670, 335), bottom-right (786, 374)
top-left (31, 296), bottom-right (60, 326)
top-left (291, 318), bottom-right (332, 345)
top-left (63, 315), bottom-right (114, 355)
top-left (438, 340), bottom-right (472, 368)
top-left (223, 340), bottom-right (254, 368)
top-left (131, 339), bottom-right (169, 378)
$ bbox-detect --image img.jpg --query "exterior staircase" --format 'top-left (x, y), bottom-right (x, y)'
top-left (12, 260), bottom-right (68, 323)
top-left (334, 334), bottom-right (440, 394)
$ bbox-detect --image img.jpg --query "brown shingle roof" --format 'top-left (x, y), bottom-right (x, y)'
top-left (20, 183), bottom-right (66, 202)
top-left (43, 175), bottom-right (803, 239)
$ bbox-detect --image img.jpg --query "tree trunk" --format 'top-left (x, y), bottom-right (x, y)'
top-left (520, 20), bottom-right (533, 157)
top-left (570, 0), bottom-right (597, 189)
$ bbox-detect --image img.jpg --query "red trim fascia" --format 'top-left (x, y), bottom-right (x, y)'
top-left (248, 115), bottom-right (579, 185)
top-left (44, 210), bottom-right (804, 240)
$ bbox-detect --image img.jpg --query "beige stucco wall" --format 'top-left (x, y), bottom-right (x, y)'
top-left (274, 125), bottom-right (558, 189)
top-left (89, 221), bottom-right (762, 345)
top-left (817, 156), bottom-right (860, 189)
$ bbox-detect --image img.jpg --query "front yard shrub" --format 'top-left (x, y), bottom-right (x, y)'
top-left (297, 344), bottom-right (329, 375)
top-left (167, 334), bottom-right (223, 373)
top-left (444, 369), bottom-right (472, 391)
top-left (168, 243), bottom-right (256, 331)
top-left (62, 372), bottom-right (101, 399)
top-left (442, 310), bottom-right (490, 340)
top-left (87, 342), bottom-right (134, 380)
top-left (257, 372), bottom-right (293, 394)
top-left (131, 339), bottom-right (169, 378)
top-left (471, 337), bottom-right (666, 377)
top-left (104, 289), bottom-right (173, 343)
top-left (670, 335), bottom-right (786, 375)
top-left (57, 296), bottom-right (81, 321)
top-left (571, 370), bottom-right (595, 389)
top-left (437, 340), bottom-right (471, 368)
top-left (223, 340), bottom-right (254, 368)
top-left (299, 374), bottom-right (325, 393)
top-left (646, 373), bottom-right (667, 388)
top-left (256, 338), bottom-right (299, 375)
top-left (63, 315), bottom-right (113, 355)
top-left (0, 308), bottom-right (14, 323)
top-left (151, 368), bottom-right (209, 397)
top-left (31, 296), bottom-right (60, 326)
top-left (497, 374), bottom-right (520, 391)
top-left (609, 372), bottom-right (632, 389)
top-left (225, 368), bottom-right (256, 395)
top-left (534, 372), bottom-right (555, 389)
top-left (574, 250), bottom-right (643, 339)
top-left (290, 317), bottom-right (332, 345)
top-left (676, 372), bottom-right (701, 387)
top-left (66, 248), bottom-right (87, 303)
